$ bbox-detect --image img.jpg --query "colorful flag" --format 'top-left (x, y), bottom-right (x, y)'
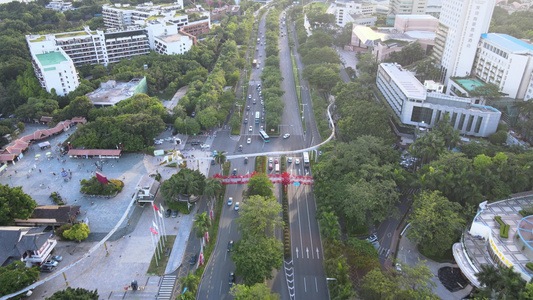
top-left (153, 203), bottom-right (159, 211)
top-left (150, 227), bottom-right (158, 235)
top-left (152, 221), bottom-right (159, 231)
top-left (157, 210), bottom-right (163, 219)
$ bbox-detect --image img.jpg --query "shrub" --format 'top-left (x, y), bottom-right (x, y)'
top-left (55, 224), bottom-right (72, 239)
top-left (50, 192), bottom-right (65, 205)
top-left (501, 224), bottom-right (510, 239)
top-left (520, 210), bottom-right (528, 218)
top-left (495, 216), bottom-right (504, 227)
top-left (527, 263), bottom-right (533, 271)
top-left (80, 177), bottom-right (122, 196)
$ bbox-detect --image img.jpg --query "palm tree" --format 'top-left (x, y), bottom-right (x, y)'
top-left (180, 273), bottom-right (200, 295)
top-left (160, 169), bottom-right (205, 203)
top-left (193, 212), bottom-right (211, 239)
top-left (204, 178), bottom-right (222, 205)
top-left (214, 150), bottom-right (227, 172)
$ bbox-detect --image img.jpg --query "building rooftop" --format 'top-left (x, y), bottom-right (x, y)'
top-left (35, 51), bottom-right (67, 66)
top-left (482, 33), bottom-right (533, 53)
top-left (395, 14), bottom-right (437, 20)
top-left (453, 78), bottom-right (486, 92)
top-left (157, 33), bottom-right (183, 43)
top-left (455, 192), bottom-right (533, 288)
top-left (353, 25), bottom-right (387, 45)
top-left (404, 30), bottom-right (436, 40)
top-left (86, 78), bottom-right (145, 106)
top-left (380, 63), bottom-right (426, 100)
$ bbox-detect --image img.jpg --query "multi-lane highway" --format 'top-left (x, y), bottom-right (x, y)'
top-left (197, 6), bottom-right (328, 300)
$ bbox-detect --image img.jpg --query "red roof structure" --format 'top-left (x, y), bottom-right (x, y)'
top-left (68, 149), bottom-right (121, 158)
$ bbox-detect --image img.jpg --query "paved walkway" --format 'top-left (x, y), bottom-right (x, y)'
top-left (397, 230), bottom-right (473, 299)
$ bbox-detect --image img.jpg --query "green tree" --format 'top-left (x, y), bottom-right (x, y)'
top-left (232, 235), bottom-right (283, 286)
top-left (204, 178), bottom-right (222, 205)
top-left (63, 222), bottom-right (90, 242)
top-left (236, 195), bottom-right (283, 238)
top-left (46, 287), bottom-right (99, 299)
top-left (160, 168), bottom-right (206, 203)
top-left (193, 212), bottom-right (211, 239)
top-left (245, 173), bottom-right (274, 198)
top-left (214, 150), bottom-right (227, 172)
top-left (179, 273), bottom-right (200, 295)
top-left (230, 283), bottom-right (280, 300)
top-left (475, 264), bottom-right (526, 300)
top-left (408, 190), bottom-right (465, 257)
top-left (16, 121), bottom-right (24, 132)
top-left (0, 184), bottom-right (37, 225)
top-left (318, 210), bottom-right (341, 240)
top-left (0, 261), bottom-right (40, 297)
top-left (387, 42), bottom-right (426, 66)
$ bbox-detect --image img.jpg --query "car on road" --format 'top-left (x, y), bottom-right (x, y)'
top-left (51, 255), bottom-right (63, 262)
top-left (295, 159), bottom-right (300, 165)
top-left (269, 157), bottom-right (273, 163)
top-left (366, 234), bottom-right (378, 243)
top-left (234, 202), bottom-right (240, 211)
top-left (268, 163), bottom-right (273, 170)
top-left (287, 157), bottom-right (292, 163)
top-left (229, 272), bottom-right (235, 286)
top-left (248, 94), bottom-right (252, 99)
top-left (244, 118), bottom-right (248, 124)
top-left (165, 209), bottom-right (171, 218)
top-left (283, 133), bottom-right (290, 139)
top-left (228, 197), bottom-right (233, 206)
top-left (40, 265), bottom-right (55, 273)
top-left (171, 210), bottom-right (178, 218)
top-left (260, 126), bottom-right (264, 131)
top-left (246, 106), bottom-right (250, 111)
top-left (261, 117), bottom-right (264, 123)
top-left (211, 159), bottom-right (215, 165)
top-left (244, 157), bottom-right (248, 164)
top-left (238, 144), bottom-right (242, 151)
top-left (154, 140), bottom-right (162, 145)
top-left (213, 150), bottom-right (217, 156)
top-left (395, 263), bottom-right (402, 272)
top-left (232, 169), bottom-right (237, 176)
top-left (227, 240), bottom-right (234, 252)
top-left (249, 126), bottom-right (253, 132)
top-left (247, 138), bottom-right (251, 144)
top-left (190, 254), bottom-right (197, 265)
top-left (253, 99), bottom-right (256, 104)
top-left (42, 260), bottom-right (58, 267)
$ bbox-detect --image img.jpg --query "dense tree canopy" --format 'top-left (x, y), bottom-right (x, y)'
top-left (231, 283), bottom-right (280, 300)
top-left (0, 261), bottom-right (39, 297)
top-left (0, 184), bottom-right (36, 225)
top-left (160, 168), bottom-right (206, 203)
top-left (46, 287), bottom-right (99, 300)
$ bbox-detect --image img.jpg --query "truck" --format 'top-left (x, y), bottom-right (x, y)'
top-left (252, 59), bottom-right (258, 67)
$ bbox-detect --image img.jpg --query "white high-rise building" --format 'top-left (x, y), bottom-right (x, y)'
top-left (433, 0), bottom-right (496, 86)
top-left (29, 48), bottom-right (79, 96)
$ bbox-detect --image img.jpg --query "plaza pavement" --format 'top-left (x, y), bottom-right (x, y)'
top-left (0, 124), bottom-right (216, 299)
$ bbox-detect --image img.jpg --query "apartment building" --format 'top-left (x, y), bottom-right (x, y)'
top-left (326, 0), bottom-right (376, 27)
top-left (472, 33), bottom-right (533, 100)
top-left (389, 0), bottom-right (427, 16)
top-left (102, 1), bottom-right (184, 28)
top-left (27, 44), bottom-right (79, 96)
top-left (432, 0), bottom-right (496, 85)
top-left (377, 63), bottom-right (501, 137)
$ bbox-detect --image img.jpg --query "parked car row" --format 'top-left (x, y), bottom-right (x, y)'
top-left (39, 255), bottom-right (63, 272)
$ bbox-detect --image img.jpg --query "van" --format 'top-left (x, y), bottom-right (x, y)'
top-left (275, 164), bottom-right (280, 173)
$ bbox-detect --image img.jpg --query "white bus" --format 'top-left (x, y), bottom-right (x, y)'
top-left (303, 152), bottom-right (310, 167)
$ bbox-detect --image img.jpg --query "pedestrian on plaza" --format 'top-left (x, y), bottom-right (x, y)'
top-left (39, 169), bottom-right (41, 173)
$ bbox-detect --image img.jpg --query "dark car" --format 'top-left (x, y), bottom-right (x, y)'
top-left (190, 254), bottom-right (197, 265)
top-left (232, 169), bottom-right (237, 176)
top-left (171, 210), bottom-right (178, 218)
top-left (227, 240), bottom-right (234, 252)
top-left (40, 265), bottom-right (55, 273)
top-left (211, 159), bottom-right (215, 165)
top-left (165, 209), bottom-right (171, 218)
top-left (244, 157), bottom-right (248, 164)
top-left (229, 272), bottom-right (235, 286)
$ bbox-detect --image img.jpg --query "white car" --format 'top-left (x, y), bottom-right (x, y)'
top-left (283, 133), bottom-right (290, 139)
top-left (269, 157), bottom-right (273, 163)
top-left (228, 197), bottom-right (233, 206)
top-left (249, 126), bottom-right (253, 132)
top-left (247, 138), bottom-right (251, 144)
top-left (235, 202), bottom-right (240, 211)
top-left (295, 159), bottom-right (300, 165)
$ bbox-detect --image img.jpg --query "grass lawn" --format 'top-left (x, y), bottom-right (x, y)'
top-left (146, 235), bottom-right (177, 275)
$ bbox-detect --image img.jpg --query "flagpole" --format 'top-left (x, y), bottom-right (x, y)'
top-left (156, 208), bottom-right (166, 244)
top-left (153, 202), bottom-right (166, 245)
top-left (159, 204), bottom-right (167, 241)
top-left (150, 228), bottom-right (158, 266)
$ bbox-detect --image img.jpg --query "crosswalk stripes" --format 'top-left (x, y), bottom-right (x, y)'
top-left (156, 275), bottom-right (177, 300)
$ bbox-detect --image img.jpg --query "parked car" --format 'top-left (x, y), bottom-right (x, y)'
top-left (244, 157), bottom-right (248, 164)
top-left (295, 159), bottom-right (300, 165)
top-left (235, 202), bottom-right (240, 211)
top-left (283, 133), bottom-right (290, 139)
top-left (228, 197), bottom-right (233, 206)
top-left (227, 240), bottom-right (234, 252)
top-left (42, 260), bottom-right (58, 267)
top-left (229, 272), bottom-right (235, 286)
top-left (50, 255), bottom-right (63, 262)
top-left (40, 265), bottom-right (55, 273)
top-left (366, 234), bottom-right (378, 243)
top-left (269, 157), bottom-right (273, 163)
top-left (171, 210), bottom-right (178, 218)
top-left (253, 99), bottom-right (256, 104)
top-left (269, 163), bottom-right (273, 170)
top-left (287, 157), bottom-right (292, 163)
top-left (211, 159), bottom-right (215, 165)
top-left (395, 263), bottom-right (402, 272)
top-left (247, 138), bottom-right (251, 144)
top-left (165, 209), bottom-right (171, 218)
top-left (274, 158), bottom-right (279, 164)
top-left (190, 254), bottom-right (197, 265)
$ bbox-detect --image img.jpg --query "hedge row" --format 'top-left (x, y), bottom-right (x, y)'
top-left (256, 156), bottom-right (267, 174)
top-left (495, 216), bottom-right (510, 238)
top-left (282, 191), bottom-right (291, 259)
